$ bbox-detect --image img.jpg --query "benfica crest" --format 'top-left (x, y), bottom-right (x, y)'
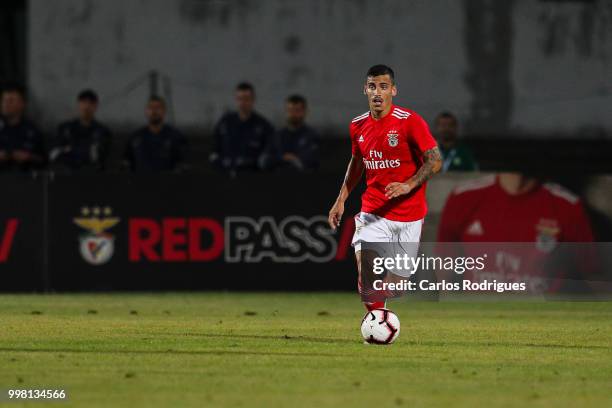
top-left (73, 207), bottom-right (120, 265)
top-left (387, 131), bottom-right (399, 147)
top-left (535, 218), bottom-right (560, 253)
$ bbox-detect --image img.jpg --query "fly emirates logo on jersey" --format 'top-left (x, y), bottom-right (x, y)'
top-left (362, 149), bottom-right (400, 170)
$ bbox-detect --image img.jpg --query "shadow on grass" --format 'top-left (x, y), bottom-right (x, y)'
top-left (171, 332), bottom-right (355, 345)
top-left (401, 340), bottom-right (611, 351)
top-left (1, 333), bottom-right (608, 358)
top-left (0, 333), bottom-right (358, 359)
top-left (160, 332), bottom-right (610, 350)
top-left (0, 346), bottom-right (345, 358)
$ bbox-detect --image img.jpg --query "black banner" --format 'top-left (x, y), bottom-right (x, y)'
top-left (4, 172), bottom-right (611, 294)
top-left (0, 174), bottom-right (45, 291)
top-left (0, 173), bottom-right (362, 291)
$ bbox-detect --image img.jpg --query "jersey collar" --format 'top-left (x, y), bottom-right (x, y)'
top-left (369, 104), bottom-right (396, 123)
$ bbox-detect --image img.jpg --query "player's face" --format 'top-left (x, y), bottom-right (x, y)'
top-left (364, 75), bottom-right (396, 113)
top-left (146, 100), bottom-right (166, 126)
top-left (286, 102), bottom-right (306, 127)
top-left (1, 91), bottom-right (26, 119)
top-left (236, 90), bottom-right (255, 115)
top-left (78, 100), bottom-right (97, 122)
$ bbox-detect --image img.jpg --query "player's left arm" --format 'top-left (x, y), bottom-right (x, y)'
top-left (385, 147), bottom-right (442, 199)
top-left (411, 146), bottom-right (442, 185)
top-left (386, 113), bottom-right (441, 199)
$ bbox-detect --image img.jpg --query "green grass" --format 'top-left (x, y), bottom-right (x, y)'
top-left (0, 293), bottom-right (611, 407)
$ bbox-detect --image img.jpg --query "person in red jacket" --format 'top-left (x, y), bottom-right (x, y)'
top-left (437, 173), bottom-right (595, 293)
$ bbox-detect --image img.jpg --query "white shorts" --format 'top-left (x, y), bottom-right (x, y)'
top-left (352, 212), bottom-right (423, 277)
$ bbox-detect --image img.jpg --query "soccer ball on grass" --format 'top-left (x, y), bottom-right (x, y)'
top-left (361, 309), bottom-right (400, 344)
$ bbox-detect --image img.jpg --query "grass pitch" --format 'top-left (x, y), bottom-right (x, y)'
top-left (0, 293), bottom-right (611, 407)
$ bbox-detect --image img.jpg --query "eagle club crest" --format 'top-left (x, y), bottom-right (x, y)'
top-left (535, 218), bottom-right (560, 253)
top-left (73, 207), bottom-right (120, 265)
top-left (387, 130), bottom-right (399, 147)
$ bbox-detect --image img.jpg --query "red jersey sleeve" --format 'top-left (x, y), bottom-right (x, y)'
top-left (563, 200), bottom-right (594, 242)
top-left (407, 113), bottom-right (438, 154)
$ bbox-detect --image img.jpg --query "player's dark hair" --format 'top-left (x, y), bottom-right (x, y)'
top-left (436, 111), bottom-right (458, 125)
top-left (148, 95), bottom-right (166, 107)
top-left (78, 89), bottom-right (99, 103)
top-left (366, 65), bottom-right (395, 83)
top-left (236, 82), bottom-right (255, 96)
top-left (286, 94), bottom-right (307, 107)
top-left (1, 83), bottom-right (27, 100)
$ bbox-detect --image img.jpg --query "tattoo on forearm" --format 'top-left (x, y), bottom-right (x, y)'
top-left (410, 147), bottom-right (441, 187)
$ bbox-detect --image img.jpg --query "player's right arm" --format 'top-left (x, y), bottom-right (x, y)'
top-left (328, 151), bottom-right (364, 230)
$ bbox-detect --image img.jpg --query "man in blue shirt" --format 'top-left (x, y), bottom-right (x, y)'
top-left (266, 94), bottom-right (319, 172)
top-left (124, 96), bottom-right (187, 172)
top-left (50, 89), bottom-right (112, 172)
top-left (0, 85), bottom-right (45, 172)
top-left (210, 82), bottom-right (274, 173)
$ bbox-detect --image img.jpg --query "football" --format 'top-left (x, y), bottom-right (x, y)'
top-left (361, 309), bottom-right (400, 344)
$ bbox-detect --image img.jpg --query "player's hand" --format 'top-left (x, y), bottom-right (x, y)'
top-left (0, 150), bottom-right (8, 162)
top-left (328, 200), bottom-right (344, 231)
top-left (384, 182), bottom-right (414, 199)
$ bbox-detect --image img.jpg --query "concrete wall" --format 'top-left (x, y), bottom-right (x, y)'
top-left (28, 0), bottom-right (612, 136)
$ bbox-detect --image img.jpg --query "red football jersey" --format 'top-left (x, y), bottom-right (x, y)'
top-left (349, 105), bottom-right (438, 222)
top-left (437, 175), bottom-right (595, 292)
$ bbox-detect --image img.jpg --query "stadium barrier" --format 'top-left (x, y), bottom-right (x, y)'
top-left (1, 172), bottom-right (611, 292)
top-left (0, 172), bottom-right (364, 291)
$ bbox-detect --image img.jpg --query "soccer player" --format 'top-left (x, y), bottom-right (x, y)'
top-left (327, 65), bottom-right (442, 311)
top-left (436, 173), bottom-right (595, 293)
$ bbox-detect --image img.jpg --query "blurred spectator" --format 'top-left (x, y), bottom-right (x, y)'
top-left (49, 89), bottom-right (111, 172)
top-left (123, 96), bottom-right (187, 173)
top-left (437, 173), bottom-right (595, 293)
top-left (434, 111), bottom-right (477, 172)
top-left (265, 94), bottom-right (319, 172)
top-left (0, 85), bottom-right (45, 171)
top-left (210, 82), bottom-right (274, 173)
